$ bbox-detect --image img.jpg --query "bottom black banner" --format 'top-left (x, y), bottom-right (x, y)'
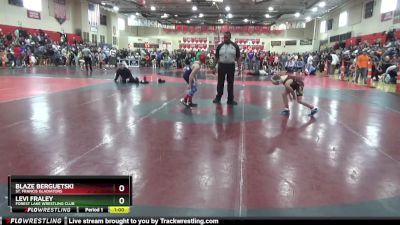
top-left (1, 217), bottom-right (399, 225)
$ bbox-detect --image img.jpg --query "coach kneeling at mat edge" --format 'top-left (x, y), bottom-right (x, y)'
top-left (114, 62), bottom-right (139, 84)
top-left (213, 31), bottom-right (241, 105)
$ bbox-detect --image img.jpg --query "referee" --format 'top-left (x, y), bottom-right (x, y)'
top-left (213, 31), bottom-right (241, 105)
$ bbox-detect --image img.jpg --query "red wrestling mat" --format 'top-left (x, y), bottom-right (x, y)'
top-left (0, 76), bottom-right (109, 103)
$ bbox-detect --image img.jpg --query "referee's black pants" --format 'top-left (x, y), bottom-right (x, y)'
top-left (216, 63), bottom-right (235, 102)
top-left (84, 56), bottom-right (92, 72)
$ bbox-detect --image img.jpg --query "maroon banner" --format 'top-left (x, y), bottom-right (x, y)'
top-left (262, 26), bottom-right (270, 33)
top-left (165, 25), bottom-right (277, 34)
top-left (27, 10), bottom-right (41, 20)
top-left (54, 0), bottom-right (66, 25)
top-left (249, 26), bottom-right (255, 33)
top-left (381, 11), bottom-right (394, 21)
top-left (195, 26), bottom-right (201, 33)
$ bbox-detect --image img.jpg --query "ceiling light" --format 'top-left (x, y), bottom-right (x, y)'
top-left (113, 6), bottom-right (119, 11)
top-left (150, 6), bottom-right (156, 11)
top-left (312, 7), bottom-right (318, 12)
top-left (268, 7), bottom-right (273, 11)
top-left (305, 16), bottom-right (311, 21)
top-left (227, 13), bottom-right (233, 18)
top-left (225, 6), bottom-right (230, 11)
top-left (186, 20), bottom-right (190, 23)
top-left (186, 0), bottom-right (191, 2)
top-left (199, 13), bottom-right (204, 18)
top-left (265, 14), bottom-right (270, 18)
top-left (192, 6), bottom-right (197, 11)
top-left (136, 12), bottom-right (141, 16)
top-left (243, 18), bottom-right (248, 22)
top-left (295, 12), bottom-right (300, 17)
top-left (318, 2), bottom-right (326, 8)
top-left (101, 2), bottom-right (106, 5)
top-left (175, 14), bottom-right (178, 17)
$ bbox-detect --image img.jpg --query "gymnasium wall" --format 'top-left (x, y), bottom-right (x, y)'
top-left (121, 26), bottom-right (315, 53)
top-left (0, 0), bottom-right (119, 47)
top-left (316, 0), bottom-right (400, 48)
top-left (9, 0), bottom-right (400, 53)
top-left (0, 0), bottom-right (74, 33)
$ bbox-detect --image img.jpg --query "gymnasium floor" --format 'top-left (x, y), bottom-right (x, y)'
top-left (0, 66), bottom-right (399, 218)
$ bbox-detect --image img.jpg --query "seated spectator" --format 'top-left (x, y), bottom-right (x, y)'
top-left (0, 50), bottom-right (6, 67)
top-left (285, 57), bottom-right (296, 73)
top-left (305, 65), bottom-right (316, 76)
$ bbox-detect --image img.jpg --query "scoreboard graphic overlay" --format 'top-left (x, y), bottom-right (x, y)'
top-left (8, 176), bottom-right (132, 214)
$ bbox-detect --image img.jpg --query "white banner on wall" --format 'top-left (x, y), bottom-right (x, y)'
top-left (127, 16), bottom-right (174, 29)
top-left (88, 3), bottom-right (100, 27)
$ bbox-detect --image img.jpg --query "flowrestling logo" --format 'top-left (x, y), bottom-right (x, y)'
top-left (4, 217), bottom-right (63, 224)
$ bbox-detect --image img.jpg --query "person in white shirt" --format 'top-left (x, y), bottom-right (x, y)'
top-left (307, 54), bottom-right (313, 65)
top-left (110, 48), bottom-right (117, 67)
top-left (330, 53), bottom-right (339, 75)
top-left (306, 53), bottom-right (314, 75)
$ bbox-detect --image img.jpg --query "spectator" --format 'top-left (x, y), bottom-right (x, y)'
top-left (355, 50), bottom-right (370, 84)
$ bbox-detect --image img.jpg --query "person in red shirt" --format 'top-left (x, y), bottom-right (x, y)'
top-left (259, 52), bottom-right (265, 70)
top-left (268, 54), bottom-right (274, 67)
top-left (13, 45), bottom-right (21, 67)
top-left (199, 51), bottom-right (207, 70)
